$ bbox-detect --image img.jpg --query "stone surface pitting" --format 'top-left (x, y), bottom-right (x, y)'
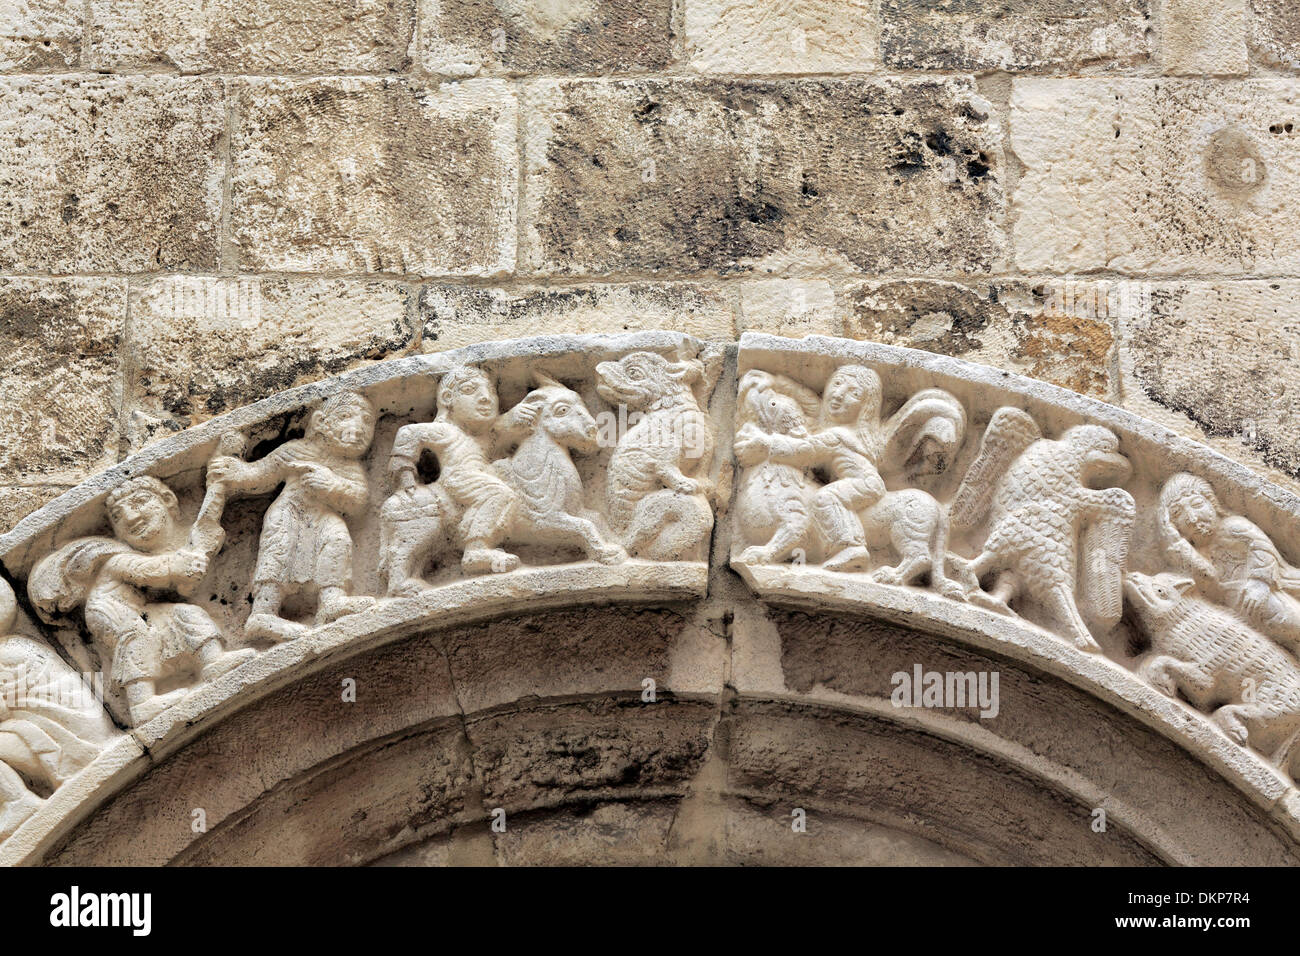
top-left (230, 78), bottom-right (518, 275)
top-left (0, 277), bottom-right (126, 485)
top-left (1013, 79), bottom-right (1300, 275)
top-left (418, 0), bottom-right (672, 77)
top-left (0, 76), bottom-right (225, 273)
top-left (5, 333), bottom-right (1300, 865)
top-left (86, 0), bottom-right (415, 73)
top-left (880, 0), bottom-right (1153, 72)
top-left (521, 77), bottom-right (1006, 277)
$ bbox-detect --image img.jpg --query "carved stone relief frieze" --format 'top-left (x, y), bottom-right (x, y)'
top-left (5, 331), bottom-right (1300, 861)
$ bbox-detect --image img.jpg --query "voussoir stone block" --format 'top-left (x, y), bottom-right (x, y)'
top-left (684, 0), bottom-right (879, 74)
top-left (127, 276), bottom-right (415, 444)
top-left (0, 278), bottom-right (125, 488)
top-left (419, 282), bottom-right (735, 350)
top-left (881, 0), bottom-right (1152, 71)
top-left (1250, 1), bottom-right (1300, 70)
top-left (87, 0), bottom-right (414, 73)
top-left (417, 0), bottom-right (672, 77)
top-left (844, 278), bottom-right (1118, 398)
top-left (0, 0), bottom-right (81, 70)
top-left (231, 78), bottom-right (517, 275)
top-left (522, 77), bottom-right (1006, 277)
top-left (0, 76), bottom-right (225, 273)
top-left (1013, 79), bottom-right (1300, 274)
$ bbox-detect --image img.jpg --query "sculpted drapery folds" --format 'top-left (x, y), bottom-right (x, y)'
top-left (0, 578), bottom-right (118, 841)
top-left (13, 332), bottom-right (1300, 839)
top-left (28, 476), bottom-right (255, 725)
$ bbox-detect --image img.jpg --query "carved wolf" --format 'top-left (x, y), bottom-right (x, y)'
top-left (595, 352), bottom-right (715, 561)
top-left (1125, 571), bottom-right (1300, 773)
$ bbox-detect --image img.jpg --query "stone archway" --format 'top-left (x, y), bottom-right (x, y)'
top-left (3, 332), bottom-right (1300, 866)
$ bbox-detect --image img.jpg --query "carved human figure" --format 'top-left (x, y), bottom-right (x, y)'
top-left (0, 578), bottom-right (119, 841)
top-left (207, 390), bottom-right (377, 642)
top-left (951, 408), bottom-right (1136, 652)
top-left (1157, 472), bottom-right (1300, 655)
top-left (1125, 571), bottom-right (1300, 772)
top-left (732, 364), bottom-right (968, 594)
top-left (595, 352), bottom-right (715, 561)
top-left (28, 477), bottom-right (255, 724)
top-left (733, 370), bottom-right (820, 566)
top-left (380, 365), bottom-right (527, 595)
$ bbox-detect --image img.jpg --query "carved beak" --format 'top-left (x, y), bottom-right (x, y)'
top-left (1086, 450), bottom-right (1131, 486)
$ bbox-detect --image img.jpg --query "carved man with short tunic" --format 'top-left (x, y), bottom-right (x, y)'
top-left (208, 390), bottom-right (377, 642)
top-left (28, 477), bottom-right (255, 724)
top-left (381, 365), bottom-right (528, 593)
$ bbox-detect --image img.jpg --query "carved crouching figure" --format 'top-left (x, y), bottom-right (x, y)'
top-left (734, 371), bottom-right (819, 565)
top-left (1125, 571), bottom-right (1300, 772)
top-left (0, 578), bottom-right (118, 841)
top-left (596, 352), bottom-right (715, 561)
top-left (28, 477), bottom-right (255, 725)
top-left (1158, 472), bottom-right (1300, 656)
top-left (951, 409), bottom-right (1135, 652)
top-left (208, 390), bottom-right (378, 642)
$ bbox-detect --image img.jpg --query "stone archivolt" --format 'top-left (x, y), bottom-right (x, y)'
top-left (4, 331), bottom-right (1300, 863)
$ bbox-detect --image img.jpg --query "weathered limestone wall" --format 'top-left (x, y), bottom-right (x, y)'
top-left (3, 0), bottom-right (1298, 532)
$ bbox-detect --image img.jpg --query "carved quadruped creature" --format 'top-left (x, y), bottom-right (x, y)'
top-left (0, 578), bottom-right (118, 841)
top-left (951, 408), bottom-right (1136, 652)
top-left (732, 364), bottom-right (969, 596)
top-left (28, 476), bottom-right (255, 725)
top-left (1157, 472), bottom-right (1300, 655)
top-left (1125, 571), bottom-right (1300, 772)
top-left (381, 364), bottom-right (522, 595)
top-left (208, 390), bottom-right (378, 643)
top-left (596, 351), bottom-right (716, 562)
top-left (492, 372), bottom-right (627, 566)
top-left (380, 366), bottom-right (624, 596)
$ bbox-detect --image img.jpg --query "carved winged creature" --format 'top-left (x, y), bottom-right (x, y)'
top-left (950, 408), bottom-right (1136, 652)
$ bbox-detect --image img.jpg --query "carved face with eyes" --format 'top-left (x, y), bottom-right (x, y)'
top-left (312, 394), bottom-right (376, 458)
top-left (107, 482), bottom-right (179, 552)
top-left (821, 366), bottom-right (881, 425)
top-left (440, 367), bottom-right (499, 432)
top-left (1171, 491), bottom-right (1219, 541)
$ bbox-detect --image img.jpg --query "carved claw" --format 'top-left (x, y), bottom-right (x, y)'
top-left (387, 578), bottom-right (428, 599)
top-left (870, 566), bottom-right (904, 587)
top-left (246, 613), bottom-right (310, 644)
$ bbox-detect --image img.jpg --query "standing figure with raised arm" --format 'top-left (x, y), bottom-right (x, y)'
top-left (207, 390), bottom-right (377, 643)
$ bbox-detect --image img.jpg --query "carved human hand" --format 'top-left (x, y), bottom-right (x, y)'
top-left (170, 549), bottom-right (208, 584)
top-left (1242, 580), bottom-right (1271, 618)
top-left (300, 464), bottom-right (340, 496)
top-left (393, 467), bottom-right (417, 493)
top-left (207, 456), bottom-right (249, 487)
top-left (733, 431), bottom-right (771, 466)
top-left (511, 401), bottom-right (541, 429)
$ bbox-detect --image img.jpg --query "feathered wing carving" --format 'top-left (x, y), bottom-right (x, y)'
top-left (950, 407), bottom-right (1041, 532)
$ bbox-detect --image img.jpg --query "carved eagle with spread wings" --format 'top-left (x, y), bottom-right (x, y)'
top-left (950, 407), bottom-right (1136, 652)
